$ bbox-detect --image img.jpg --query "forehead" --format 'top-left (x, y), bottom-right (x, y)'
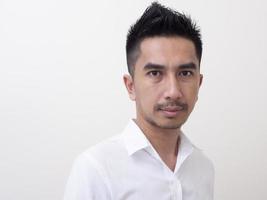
top-left (136, 36), bottom-right (199, 69)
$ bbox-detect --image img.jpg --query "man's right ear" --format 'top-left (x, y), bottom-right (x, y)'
top-left (123, 74), bottom-right (136, 101)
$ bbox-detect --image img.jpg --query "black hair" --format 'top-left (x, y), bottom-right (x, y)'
top-left (126, 2), bottom-right (202, 76)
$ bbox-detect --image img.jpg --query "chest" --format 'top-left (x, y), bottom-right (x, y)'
top-left (103, 155), bottom-right (210, 200)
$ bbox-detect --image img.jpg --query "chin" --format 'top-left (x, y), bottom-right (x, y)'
top-left (158, 124), bottom-right (182, 129)
top-left (147, 117), bottom-right (185, 130)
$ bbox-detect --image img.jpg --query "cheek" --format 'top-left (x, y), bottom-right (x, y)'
top-left (181, 84), bottom-right (200, 102)
top-left (135, 85), bottom-right (160, 107)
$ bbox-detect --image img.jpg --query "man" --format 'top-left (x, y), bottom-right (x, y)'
top-left (64, 2), bottom-right (214, 200)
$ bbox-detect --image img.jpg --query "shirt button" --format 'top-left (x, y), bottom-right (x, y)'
top-left (171, 179), bottom-right (182, 200)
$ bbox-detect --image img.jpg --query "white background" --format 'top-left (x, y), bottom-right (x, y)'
top-left (1, 0), bottom-right (267, 199)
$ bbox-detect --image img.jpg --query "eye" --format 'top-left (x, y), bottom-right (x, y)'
top-left (148, 70), bottom-right (162, 77)
top-left (179, 71), bottom-right (193, 77)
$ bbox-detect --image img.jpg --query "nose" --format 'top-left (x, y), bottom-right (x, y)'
top-left (163, 75), bottom-right (182, 100)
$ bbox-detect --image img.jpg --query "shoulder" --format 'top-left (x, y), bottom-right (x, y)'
top-left (64, 135), bottom-right (125, 200)
top-left (76, 134), bottom-right (128, 173)
top-left (193, 148), bottom-right (214, 169)
top-left (180, 133), bottom-right (215, 174)
top-left (185, 147), bottom-right (215, 177)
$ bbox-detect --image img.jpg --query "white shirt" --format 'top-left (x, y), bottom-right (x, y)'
top-left (64, 120), bottom-right (214, 200)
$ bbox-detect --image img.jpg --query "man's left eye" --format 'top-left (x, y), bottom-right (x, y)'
top-left (179, 71), bottom-right (193, 76)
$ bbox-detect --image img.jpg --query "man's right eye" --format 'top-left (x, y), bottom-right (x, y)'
top-left (148, 71), bottom-right (162, 77)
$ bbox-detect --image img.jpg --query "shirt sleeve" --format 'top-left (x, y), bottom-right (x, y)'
top-left (63, 154), bottom-right (112, 200)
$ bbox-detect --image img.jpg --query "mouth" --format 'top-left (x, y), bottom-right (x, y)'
top-left (159, 106), bottom-right (184, 117)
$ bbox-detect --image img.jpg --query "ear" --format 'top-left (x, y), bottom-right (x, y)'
top-left (196, 74), bottom-right (203, 102)
top-left (123, 74), bottom-right (136, 101)
top-left (199, 74), bottom-right (203, 87)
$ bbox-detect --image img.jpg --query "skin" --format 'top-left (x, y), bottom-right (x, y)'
top-left (123, 36), bottom-right (203, 171)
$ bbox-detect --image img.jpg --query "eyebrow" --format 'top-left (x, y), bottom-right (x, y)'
top-left (143, 62), bottom-right (198, 71)
top-left (179, 62), bottom-right (197, 70)
top-left (143, 63), bottom-right (165, 71)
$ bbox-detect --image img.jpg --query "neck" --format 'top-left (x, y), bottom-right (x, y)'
top-left (134, 117), bottom-right (181, 171)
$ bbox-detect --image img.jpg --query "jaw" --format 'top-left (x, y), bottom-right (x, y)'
top-left (136, 108), bottom-right (189, 132)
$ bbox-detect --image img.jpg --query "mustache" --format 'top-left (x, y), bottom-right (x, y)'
top-left (155, 101), bottom-right (188, 111)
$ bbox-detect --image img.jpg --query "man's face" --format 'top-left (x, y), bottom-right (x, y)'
top-left (124, 36), bottom-right (202, 130)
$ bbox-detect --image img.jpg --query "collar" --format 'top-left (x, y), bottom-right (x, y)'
top-left (122, 119), bottom-right (195, 161)
top-left (122, 119), bottom-right (150, 156)
top-left (174, 132), bottom-right (194, 173)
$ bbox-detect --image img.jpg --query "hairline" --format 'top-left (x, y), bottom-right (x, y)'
top-left (127, 35), bottom-right (201, 77)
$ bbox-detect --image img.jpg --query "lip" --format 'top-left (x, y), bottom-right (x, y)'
top-left (159, 106), bottom-right (183, 117)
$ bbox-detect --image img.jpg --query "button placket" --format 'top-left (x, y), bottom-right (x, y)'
top-left (170, 177), bottom-right (182, 200)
